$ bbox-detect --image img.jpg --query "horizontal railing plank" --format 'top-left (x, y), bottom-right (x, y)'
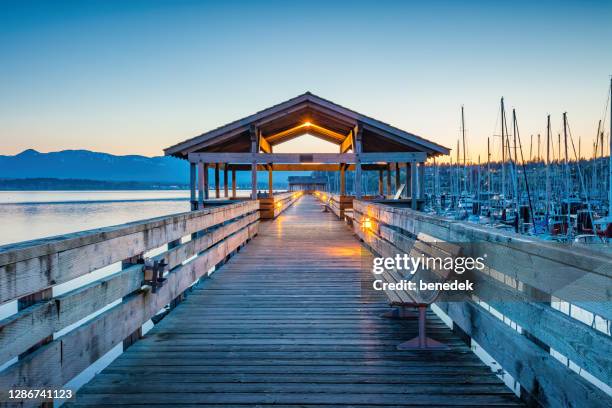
top-left (0, 211), bottom-right (259, 365)
top-left (471, 270), bottom-right (612, 386)
top-left (353, 200), bottom-right (612, 319)
top-left (0, 201), bottom-right (259, 305)
top-left (438, 300), bottom-right (610, 408)
top-left (0, 221), bottom-right (258, 391)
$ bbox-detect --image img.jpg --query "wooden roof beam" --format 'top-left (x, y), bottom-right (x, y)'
top-left (340, 130), bottom-right (353, 153)
top-left (225, 163), bottom-right (389, 171)
top-left (259, 133), bottom-right (272, 153)
top-left (265, 122), bottom-right (346, 145)
top-left (188, 152), bottom-right (427, 164)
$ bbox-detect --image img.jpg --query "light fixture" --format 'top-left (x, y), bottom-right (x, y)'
top-left (304, 121), bottom-right (312, 127)
top-left (276, 202), bottom-right (282, 209)
top-left (362, 217), bottom-right (372, 230)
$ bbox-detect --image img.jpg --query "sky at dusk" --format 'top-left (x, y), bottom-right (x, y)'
top-left (1, 0), bottom-right (611, 163)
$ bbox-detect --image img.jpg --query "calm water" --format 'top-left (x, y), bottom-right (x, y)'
top-left (0, 190), bottom-right (255, 246)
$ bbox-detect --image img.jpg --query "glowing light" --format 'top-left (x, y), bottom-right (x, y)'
top-left (276, 202), bottom-right (282, 209)
top-left (362, 217), bottom-right (372, 230)
top-left (304, 121), bottom-right (312, 127)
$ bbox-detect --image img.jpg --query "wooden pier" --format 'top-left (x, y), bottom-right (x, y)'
top-left (66, 195), bottom-right (521, 407)
top-left (1, 92), bottom-right (610, 407)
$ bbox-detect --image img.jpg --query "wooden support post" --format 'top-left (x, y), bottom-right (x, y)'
top-left (354, 125), bottom-right (363, 198)
top-left (123, 327), bottom-right (142, 350)
top-left (355, 163), bottom-right (362, 197)
top-left (204, 163), bottom-right (209, 200)
top-left (340, 164), bottom-right (346, 195)
top-left (378, 169), bottom-right (383, 195)
top-left (251, 125), bottom-right (258, 200)
top-left (418, 162), bottom-right (425, 199)
top-left (386, 165), bottom-right (392, 195)
top-left (17, 288), bottom-right (53, 359)
top-left (411, 161), bottom-right (418, 209)
top-left (231, 168), bottom-right (237, 198)
top-left (405, 163), bottom-right (411, 199)
top-left (197, 162), bottom-right (205, 208)
top-left (251, 163), bottom-right (257, 200)
top-left (395, 162), bottom-right (400, 192)
top-left (223, 164), bottom-right (229, 198)
top-left (268, 165), bottom-right (273, 197)
top-left (189, 162), bottom-right (197, 210)
top-left (121, 253), bottom-right (144, 350)
top-left (214, 163), bottom-right (220, 198)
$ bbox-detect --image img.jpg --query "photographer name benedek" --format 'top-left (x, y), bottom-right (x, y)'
top-left (373, 279), bottom-right (474, 292)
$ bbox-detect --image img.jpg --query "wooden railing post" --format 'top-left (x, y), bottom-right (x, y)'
top-left (121, 253), bottom-right (144, 350)
top-left (17, 288), bottom-right (53, 359)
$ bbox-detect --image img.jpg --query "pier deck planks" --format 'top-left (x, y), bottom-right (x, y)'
top-left (68, 196), bottom-right (522, 407)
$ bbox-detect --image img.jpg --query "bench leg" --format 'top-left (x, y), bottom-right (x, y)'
top-left (381, 306), bottom-right (417, 319)
top-left (397, 305), bottom-right (449, 350)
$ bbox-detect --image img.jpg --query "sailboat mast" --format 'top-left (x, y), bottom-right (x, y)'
top-left (456, 140), bottom-right (460, 209)
top-left (593, 120), bottom-right (601, 199)
top-left (601, 130), bottom-right (605, 200)
top-left (512, 109), bottom-right (520, 231)
top-left (477, 155), bottom-right (481, 215)
top-left (546, 115), bottom-right (551, 218)
top-left (433, 157), bottom-right (438, 211)
top-left (461, 106), bottom-right (467, 194)
top-left (563, 112), bottom-right (571, 236)
top-left (501, 98), bottom-right (506, 198)
top-left (609, 77), bottom-right (612, 217)
top-left (487, 137), bottom-right (492, 218)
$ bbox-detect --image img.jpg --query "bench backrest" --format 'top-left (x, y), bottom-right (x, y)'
top-left (374, 232), bottom-right (462, 305)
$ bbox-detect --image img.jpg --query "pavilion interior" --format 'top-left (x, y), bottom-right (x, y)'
top-left (164, 92), bottom-right (449, 209)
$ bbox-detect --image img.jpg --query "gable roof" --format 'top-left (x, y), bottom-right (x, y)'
top-left (164, 92), bottom-right (450, 158)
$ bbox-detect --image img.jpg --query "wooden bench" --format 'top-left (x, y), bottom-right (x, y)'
top-left (344, 209), bottom-right (354, 226)
top-left (376, 232), bottom-right (462, 350)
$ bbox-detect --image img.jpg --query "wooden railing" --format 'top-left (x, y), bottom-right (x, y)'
top-left (313, 192), bottom-right (353, 219)
top-left (258, 191), bottom-right (302, 219)
top-left (0, 201), bottom-right (259, 400)
top-left (352, 199), bottom-right (612, 408)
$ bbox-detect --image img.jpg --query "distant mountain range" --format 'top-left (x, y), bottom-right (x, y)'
top-left (0, 149), bottom-right (298, 188)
